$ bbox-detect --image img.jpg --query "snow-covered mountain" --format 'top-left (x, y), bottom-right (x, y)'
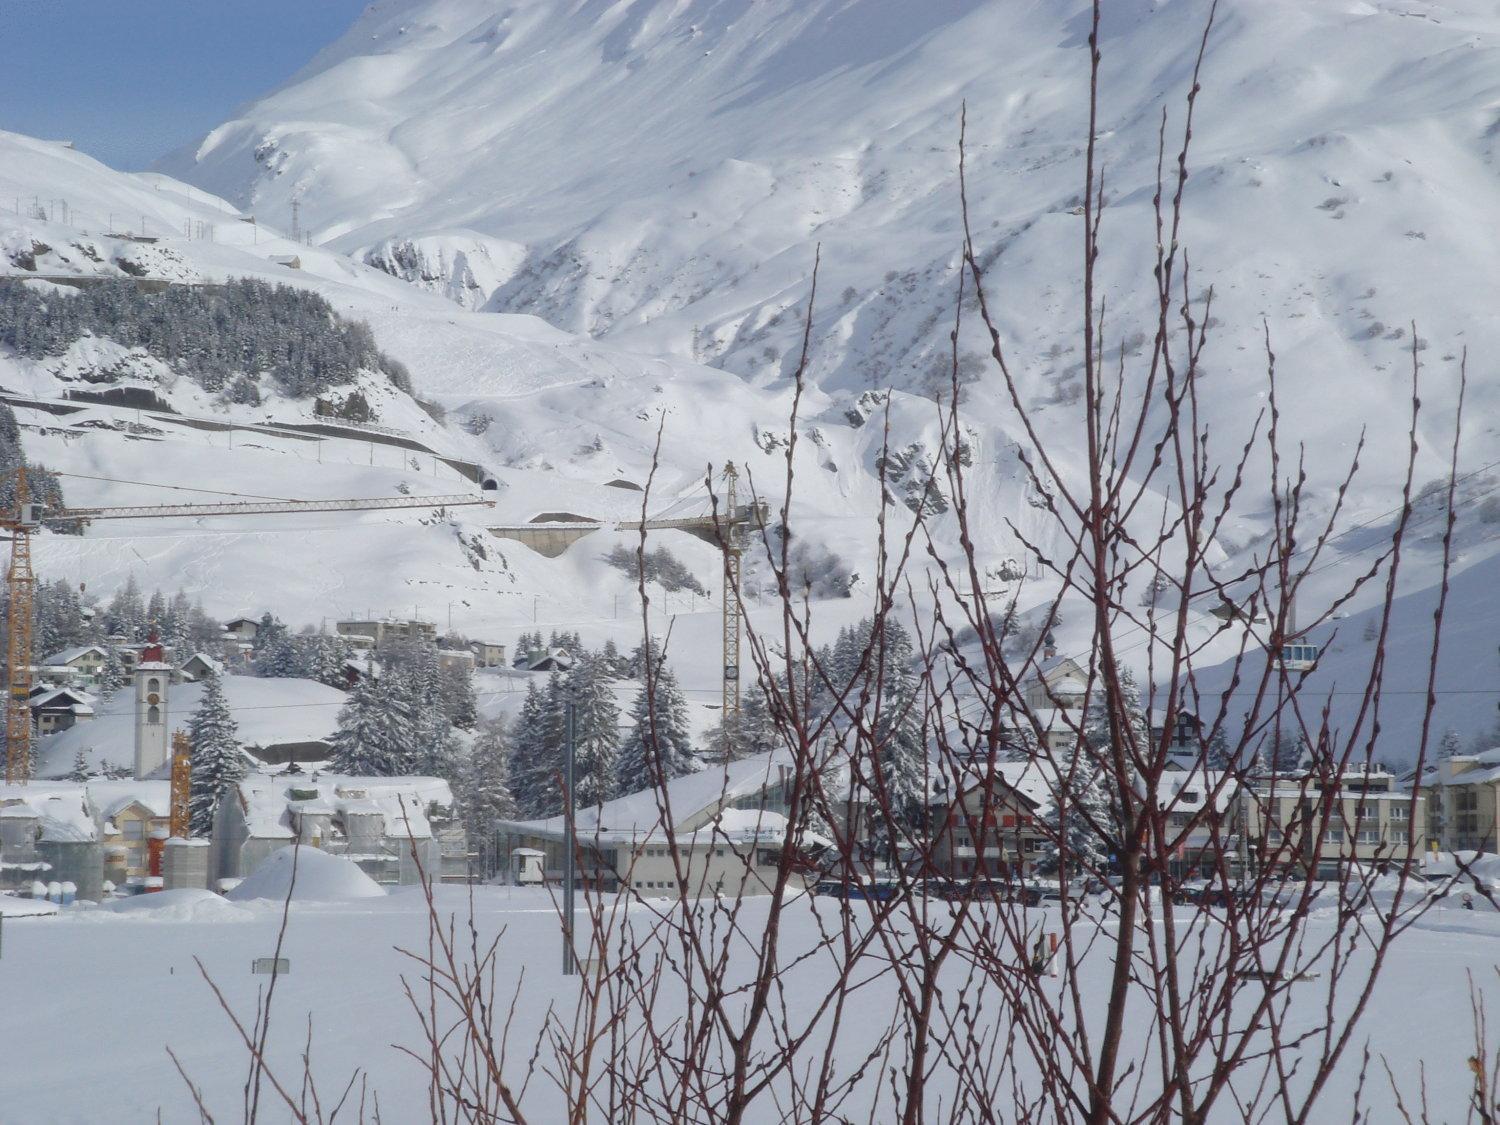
top-left (10, 0), bottom-right (1500, 758)
top-left (147, 0), bottom-right (1500, 757)
top-left (163, 0), bottom-right (1500, 427)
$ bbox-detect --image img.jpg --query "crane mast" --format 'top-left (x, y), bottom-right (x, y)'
top-left (168, 730), bottom-right (192, 839)
top-left (1, 483), bottom-right (493, 786)
top-left (4, 466), bottom-right (38, 784)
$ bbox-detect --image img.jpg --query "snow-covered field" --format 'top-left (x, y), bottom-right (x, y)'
top-left (0, 879), bottom-right (1492, 1122)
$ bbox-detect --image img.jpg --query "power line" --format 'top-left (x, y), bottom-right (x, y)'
top-left (54, 472), bottom-right (295, 503)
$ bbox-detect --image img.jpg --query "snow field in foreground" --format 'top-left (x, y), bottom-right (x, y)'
top-left (0, 885), bottom-right (1492, 1121)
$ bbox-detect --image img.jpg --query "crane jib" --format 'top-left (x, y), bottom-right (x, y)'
top-left (41, 494), bottom-right (495, 522)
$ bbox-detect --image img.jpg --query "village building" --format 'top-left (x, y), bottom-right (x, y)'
top-left (470, 640), bottom-right (507, 668)
top-left (436, 648), bottom-right (476, 675)
top-left (177, 652), bottom-right (225, 682)
top-left (223, 617), bottom-right (261, 641)
top-left (1428, 749), bottom-right (1500, 851)
top-left (1238, 767), bottom-right (1426, 879)
top-left (1021, 654), bottom-right (1090, 713)
top-left (927, 761), bottom-right (1055, 879)
top-left (335, 618), bottom-right (437, 647)
top-left (36, 644), bottom-right (110, 688)
top-left (0, 783), bottom-right (104, 900)
top-left (212, 774), bottom-right (466, 887)
top-left (495, 751), bottom-right (806, 896)
top-left (1154, 770), bottom-right (1237, 878)
top-left (29, 685), bottom-right (97, 734)
top-left (92, 782), bottom-right (174, 889)
top-left (1151, 708), bottom-right (1206, 765)
top-left (513, 647), bottom-right (574, 673)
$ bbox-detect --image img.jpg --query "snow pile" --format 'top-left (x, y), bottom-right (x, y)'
top-left (226, 845), bottom-right (386, 903)
top-left (100, 888), bottom-right (254, 923)
top-left (0, 894), bottom-right (58, 918)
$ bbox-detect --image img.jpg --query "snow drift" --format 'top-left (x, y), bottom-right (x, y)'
top-left (226, 845), bottom-right (386, 903)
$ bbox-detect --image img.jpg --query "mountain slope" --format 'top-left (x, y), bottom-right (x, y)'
top-left (162, 0), bottom-right (1500, 426)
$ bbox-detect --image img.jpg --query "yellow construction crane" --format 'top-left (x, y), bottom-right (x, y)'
top-left (2, 483), bottom-right (493, 785)
top-left (3, 466), bottom-right (39, 786)
top-left (721, 462), bottom-right (742, 756)
top-left (168, 729), bottom-right (191, 838)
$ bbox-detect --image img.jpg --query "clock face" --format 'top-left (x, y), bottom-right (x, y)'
top-left (146, 693), bottom-right (160, 705)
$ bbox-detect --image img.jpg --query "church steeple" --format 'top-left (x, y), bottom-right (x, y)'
top-left (133, 629), bottom-right (172, 780)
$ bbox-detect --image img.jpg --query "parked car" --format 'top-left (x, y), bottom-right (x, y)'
top-left (812, 878), bottom-right (899, 902)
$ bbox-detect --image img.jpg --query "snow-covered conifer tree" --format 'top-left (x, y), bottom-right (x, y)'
top-left (66, 748), bottom-right (91, 783)
top-left (330, 674), bottom-right (416, 776)
top-left (440, 661), bottom-right (478, 729)
top-left (568, 653), bottom-right (620, 808)
top-left (254, 634), bottom-right (303, 679)
top-left (1437, 728), bottom-right (1463, 761)
top-left (458, 719), bottom-right (516, 850)
top-left (1038, 758), bottom-right (1112, 879)
top-left (1205, 727), bottom-right (1232, 769)
top-left (615, 664), bottom-right (698, 795)
top-left (187, 673), bottom-right (244, 836)
top-left (107, 575), bottom-right (145, 641)
top-left (507, 680), bottom-right (555, 817)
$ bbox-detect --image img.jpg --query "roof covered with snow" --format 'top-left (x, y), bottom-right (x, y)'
top-left (40, 645), bottom-right (108, 666)
top-left (229, 774), bottom-right (455, 842)
top-left (35, 675), bottom-right (346, 779)
top-left (499, 750), bottom-right (795, 844)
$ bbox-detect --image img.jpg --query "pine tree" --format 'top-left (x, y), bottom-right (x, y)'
top-left (568, 653), bottom-right (620, 808)
top-left (330, 675), bottom-right (417, 776)
top-left (601, 638), bottom-right (626, 678)
top-left (458, 719), bottom-right (517, 853)
top-left (66, 748), bottom-right (91, 783)
top-left (1038, 758), bottom-right (1112, 879)
top-left (615, 665), bottom-right (698, 796)
top-left (254, 612), bottom-right (287, 651)
top-left (96, 643), bottom-right (129, 696)
top-left (166, 591), bottom-right (193, 650)
top-left (627, 636), bottom-right (662, 679)
top-left (145, 590), bottom-right (168, 639)
top-left (508, 681), bottom-right (556, 816)
top-left (1269, 730), bottom-right (1304, 772)
top-left (187, 673), bottom-right (244, 836)
top-left (440, 661), bottom-right (478, 730)
top-left (872, 675), bottom-right (927, 834)
top-left (107, 575), bottom-right (145, 641)
top-left (254, 634), bottom-right (303, 678)
top-left (413, 709), bottom-right (461, 780)
top-left (1205, 727), bottom-right (1232, 770)
top-left (1437, 728), bottom-right (1463, 761)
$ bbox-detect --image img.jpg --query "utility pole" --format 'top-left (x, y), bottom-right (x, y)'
top-left (562, 702), bottom-right (577, 976)
top-left (720, 462), bottom-right (743, 758)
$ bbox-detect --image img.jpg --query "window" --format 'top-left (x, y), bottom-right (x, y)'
top-left (1358, 828), bottom-right (1381, 846)
top-left (147, 705), bottom-right (161, 724)
top-left (1326, 826), bottom-right (1343, 843)
top-left (147, 678), bottom-right (161, 694)
top-left (1390, 805), bottom-right (1409, 823)
top-left (123, 820), bottom-right (144, 839)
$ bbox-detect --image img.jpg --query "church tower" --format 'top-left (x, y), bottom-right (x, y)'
top-left (133, 633), bottom-right (172, 780)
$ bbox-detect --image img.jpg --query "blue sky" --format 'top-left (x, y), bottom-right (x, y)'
top-left (0, 0), bottom-right (368, 171)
